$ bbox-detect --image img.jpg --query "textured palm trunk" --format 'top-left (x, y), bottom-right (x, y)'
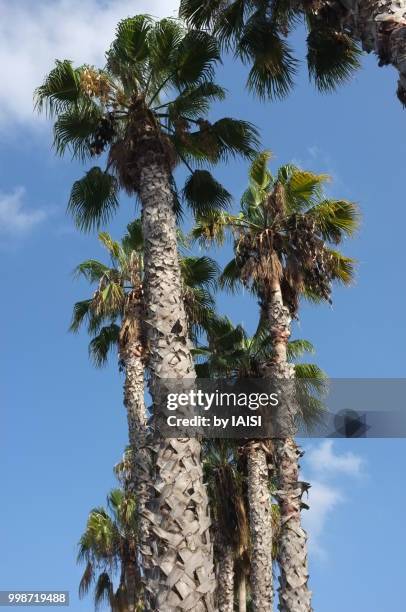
top-left (264, 280), bottom-right (312, 612)
top-left (245, 442), bottom-right (274, 611)
top-left (135, 125), bottom-right (215, 611)
top-left (237, 573), bottom-right (247, 612)
top-left (215, 538), bottom-right (234, 612)
top-left (119, 291), bottom-right (151, 612)
top-left (318, 0), bottom-right (406, 103)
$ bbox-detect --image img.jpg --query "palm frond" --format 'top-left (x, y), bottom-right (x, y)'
top-left (249, 150), bottom-right (273, 189)
top-left (172, 30), bottom-right (221, 87)
top-left (182, 170), bottom-right (232, 215)
top-left (106, 15), bottom-right (153, 78)
top-left (219, 258), bottom-right (244, 293)
top-left (70, 299), bottom-right (93, 333)
top-left (210, 118), bottom-right (260, 160)
top-left (94, 573), bottom-right (114, 610)
top-left (122, 220), bottom-right (144, 253)
top-left (89, 324), bottom-right (120, 367)
top-left (307, 28), bottom-right (362, 93)
top-left (78, 561), bottom-right (94, 599)
top-left (191, 210), bottom-right (230, 246)
top-left (239, 19), bottom-right (298, 100)
top-left (287, 339), bottom-right (315, 360)
top-left (34, 60), bottom-right (82, 116)
top-left (68, 168), bottom-right (119, 232)
top-left (179, 0), bottom-right (226, 30)
top-left (167, 82), bottom-right (226, 120)
top-left (74, 259), bottom-right (110, 283)
top-left (53, 103), bottom-right (103, 160)
top-left (308, 199), bottom-right (359, 242)
top-left (283, 168), bottom-right (329, 210)
top-left (181, 255), bottom-right (220, 289)
top-left (328, 250), bottom-right (356, 285)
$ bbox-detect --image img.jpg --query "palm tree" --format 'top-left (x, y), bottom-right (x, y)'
top-left (71, 222), bottom-right (220, 609)
top-left (193, 153), bottom-right (357, 611)
top-left (36, 16), bottom-right (259, 609)
top-left (203, 438), bottom-right (250, 612)
top-left (196, 317), bottom-right (326, 612)
top-left (78, 488), bottom-right (141, 612)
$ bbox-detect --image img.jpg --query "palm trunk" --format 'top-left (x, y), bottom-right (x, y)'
top-left (237, 573), bottom-right (247, 612)
top-left (317, 0), bottom-right (406, 104)
top-left (215, 538), bottom-right (234, 612)
top-left (245, 443), bottom-right (274, 611)
top-left (136, 130), bottom-right (215, 611)
top-left (119, 291), bottom-right (151, 611)
top-left (263, 280), bottom-right (312, 612)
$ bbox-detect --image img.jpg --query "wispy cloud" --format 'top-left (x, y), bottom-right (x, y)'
top-left (302, 479), bottom-right (343, 559)
top-left (0, 187), bottom-right (47, 235)
top-left (306, 440), bottom-right (364, 477)
top-left (0, 0), bottom-right (179, 128)
top-left (302, 441), bottom-right (365, 558)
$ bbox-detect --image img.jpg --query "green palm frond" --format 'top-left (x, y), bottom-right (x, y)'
top-left (287, 339), bottom-right (315, 360)
top-left (167, 82), bottom-right (226, 120)
top-left (122, 220), bottom-right (144, 254)
top-left (181, 256), bottom-right (220, 289)
top-left (68, 168), bottom-right (119, 232)
top-left (149, 19), bottom-right (185, 81)
top-left (307, 199), bottom-right (360, 242)
top-left (98, 232), bottom-right (126, 265)
top-left (74, 259), bottom-right (110, 283)
top-left (94, 573), bottom-right (114, 610)
top-left (220, 258), bottom-right (244, 293)
top-left (106, 15), bottom-right (153, 78)
top-left (34, 60), bottom-right (82, 116)
top-left (307, 27), bottom-right (362, 93)
top-left (70, 299), bottom-right (92, 334)
top-left (172, 30), bottom-right (221, 88)
top-left (182, 170), bottom-right (232, 215)
top-left (191, 210), bottom-right (230, 247)
top-left (283, 168), bottom-right (329, 210)
top-left (328, 250), bottom-right (356, 285)
top-left (53, 103), bottom-right (103, 160)
top-left (89, 324), bottom-right (120, 367)
top-left (179, 0), bottom-right (224, 30)
top-left (249, 149), bottom-right (273, 189)
top-left (239, 18), bottom-right (298, 100)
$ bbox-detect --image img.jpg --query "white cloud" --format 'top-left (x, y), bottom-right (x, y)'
top-left (0, 0), bottom-right (179, 127)
top-left (301, 441), bottom-right (365, 557)
top-left (0, 187), bottom-right (47, 234)
top-left (306, 440), bottom-right (364, 477)
top-left (302, 479), bottom-right (343, 558)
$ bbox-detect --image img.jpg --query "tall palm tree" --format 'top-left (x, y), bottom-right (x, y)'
top-left (71, 221), bottom-right (220, 610)
top-left (193, 153), bottom-right (357, 611)
top-left (78, 488), bottom-right (141, 612)
top-left (36, 16), bottom-right (258, 610)
top-left (196, 317), bottom-right (326, 612)
top-left (203, 438), bottom-right (250, 612)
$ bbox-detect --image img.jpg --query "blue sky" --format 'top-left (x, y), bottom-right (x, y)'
top-left (1, 1), bottom-right (405, 610)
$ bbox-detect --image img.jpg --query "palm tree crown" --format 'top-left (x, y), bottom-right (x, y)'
top-left (194, 151), bottom-right (359, 316)
top-left (71, 220), bottom-right (220, 365)
top-left (78, 488), bottom-right (140, 611)
top-left (35, 15), bottom-right (259, 230)
top-left (179, 0), bottom-right (362, 98)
